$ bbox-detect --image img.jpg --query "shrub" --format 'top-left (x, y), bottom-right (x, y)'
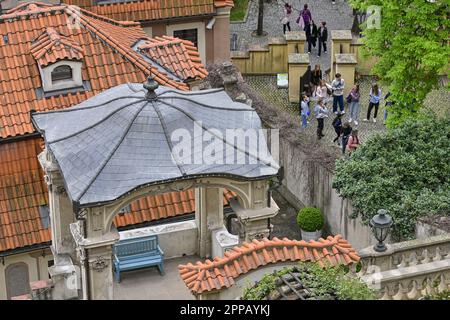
top-left (333, 116), bottom-right (450, 240)
top-left (242, 263), bottom-right (376, 300)
top-left (296, 207), bottom-right (325, 232)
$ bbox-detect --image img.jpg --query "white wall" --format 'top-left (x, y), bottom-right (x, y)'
top-left (119, 220), bottom-right (198, 259)
top-left (0, 249), bottom-right (53, 300)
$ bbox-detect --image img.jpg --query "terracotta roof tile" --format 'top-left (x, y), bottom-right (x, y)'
top-left (178, 235), bottom-right (360, 294)
top-left (63, 0), bottom-right (233, 22)
top-left (0, 2), bottom-right (208, 139)
top-left (138, 36), bottom-right (208, 81)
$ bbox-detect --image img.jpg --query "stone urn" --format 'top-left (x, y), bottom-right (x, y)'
top-left (300, 229), bottom-right (322, 242)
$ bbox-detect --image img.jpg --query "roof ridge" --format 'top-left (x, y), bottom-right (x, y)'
top-left (178, 235), bottom-right (360, 294)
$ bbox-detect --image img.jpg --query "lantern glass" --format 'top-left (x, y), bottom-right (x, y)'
top-left (370, 209), bottom-right (393, 252)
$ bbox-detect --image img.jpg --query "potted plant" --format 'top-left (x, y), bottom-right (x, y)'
top-left (296, 207), bottom-right (325, 241)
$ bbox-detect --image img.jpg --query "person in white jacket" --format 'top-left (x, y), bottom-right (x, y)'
top-left (331, 73), bottom-right (345, 114)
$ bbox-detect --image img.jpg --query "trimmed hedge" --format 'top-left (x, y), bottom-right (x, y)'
top-left (297, 207), bottom-right (325, 232)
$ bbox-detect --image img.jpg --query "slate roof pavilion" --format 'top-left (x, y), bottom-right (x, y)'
top-left (32, 78), bottom-right (279, 207)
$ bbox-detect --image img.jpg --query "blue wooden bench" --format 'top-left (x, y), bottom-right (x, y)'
top-left (113, 235), bottom-right (165, 283)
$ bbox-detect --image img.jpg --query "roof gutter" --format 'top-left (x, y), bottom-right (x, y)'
top-left (139, 13), bottom-right (216, 27)
top-left (0, 242), bottom-right (51, 258)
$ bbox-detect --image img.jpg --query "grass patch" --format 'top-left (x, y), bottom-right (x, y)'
top-left (230, 0), bottom-right (249, 22)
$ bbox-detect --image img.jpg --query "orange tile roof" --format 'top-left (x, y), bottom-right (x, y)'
top-left (0, 2), bottom-right (208, 139)
top-left (64, 0), bottom-right (233, 22)
top-left (138, 36), bottom-right (208, 81)
top-left (0, 139), bottom-right (236, 252)
top-left (178, 235), bottom-right (360, 294)
top-left (0, 139), bottom-right (50, 253)
top-left (30, 27), bottom-right (84, 67)
top-left (113, 189), bottom-right (236, 228)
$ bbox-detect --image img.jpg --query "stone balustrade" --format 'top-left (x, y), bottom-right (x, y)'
top-left (356, 234), bottom-right (450, 300)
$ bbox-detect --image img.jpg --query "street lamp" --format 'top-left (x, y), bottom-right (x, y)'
top-left (369, 209), bottom-right (393, 252)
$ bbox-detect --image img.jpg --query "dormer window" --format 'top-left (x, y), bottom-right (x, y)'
top-left (51, 65), bottom-right (73, 83)
top-left (31, 28), bottom-right (85, 93)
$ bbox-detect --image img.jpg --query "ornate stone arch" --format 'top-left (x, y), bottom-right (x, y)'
top-left (101, 177), bottom-right (255, 233)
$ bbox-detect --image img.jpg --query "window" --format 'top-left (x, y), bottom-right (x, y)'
top-left (5, 263), bottom-right (30, 299)
top-left (51, 65), bottom-right (73, 83)
top-left (173, 28), bottom-right (198, 48)
top-left (118, 204), bottom-right (131, 216)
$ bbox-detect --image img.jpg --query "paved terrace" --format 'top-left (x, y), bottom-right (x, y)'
top-left (230, 0), bottom-right (354, 71)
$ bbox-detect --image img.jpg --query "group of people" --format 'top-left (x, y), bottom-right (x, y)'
top-left (299, 69), bottom-right (393, 155)
top-left (282, 3), bottom-right (328, 58)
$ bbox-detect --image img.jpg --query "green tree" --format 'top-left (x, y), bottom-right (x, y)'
top-left (350, 0), bottom-right (450, 127)
top-left (332, 116), bottom-right (450, 240)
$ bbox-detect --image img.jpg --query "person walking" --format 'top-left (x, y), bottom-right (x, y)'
top-left (347, 129), bottom-right (360, 154)
top-left (348, 84), bottom-right (360, 125)
top-left (282, 3), bottom-right (293, 34)
top-left (331, 113), bottom-right (343, 145)
top-left (341, 121), bottom-right (352, 154)
top-left (364, 83), bottom-right (382, 123)
top-left (305, 20), bottom-right (318, 53)
top-left (314, 98), bottom-right (329, 139)
top-left (384, 91), bottom-right (393, 125)
top-left (317, 21), bottom-right (328, 57)
top-left (298, 4), bottom-right (312, 31)
top-left (311, 64), bottom-right (322, 91)
top-left (300, 94), bottom-right (310, 128)
top-left (331, 73), bottom-right (345, 114)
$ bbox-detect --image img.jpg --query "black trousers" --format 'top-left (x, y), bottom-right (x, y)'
top-left (318, 39), bottom-right (327, 56)
top-left (283, 22), bottom-right (291, 34)
top-left (333, 128), bottom-right (341, 142)
top-left (342, 135), bottom-right (349, 154)
top-left (317, 118), bottom-right (324, 138)
top-left (367, 102), bottom-right (380, 119)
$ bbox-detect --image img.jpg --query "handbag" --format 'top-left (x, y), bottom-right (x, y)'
top-left (346, 93), bottom-right (352, 103)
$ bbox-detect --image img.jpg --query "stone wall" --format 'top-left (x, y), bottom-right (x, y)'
top-left (278, 138), bottom-right (377, 250)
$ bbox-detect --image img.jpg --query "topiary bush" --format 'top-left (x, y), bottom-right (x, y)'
top-left (297, 207), bottom-right (325, 232)
top-left (333, 116), bottom-right (450, 240)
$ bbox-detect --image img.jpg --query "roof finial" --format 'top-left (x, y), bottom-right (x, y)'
top-left (144, 75), bottom-right (159, 100)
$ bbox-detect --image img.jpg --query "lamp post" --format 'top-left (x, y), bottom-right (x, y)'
top-left (369, 209), bottom-right (393, 252)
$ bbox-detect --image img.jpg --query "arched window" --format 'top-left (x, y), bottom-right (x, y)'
top-left (5, 263), bottom-right (30, 299)
top-left (51, 65), bottom-right (73, 83)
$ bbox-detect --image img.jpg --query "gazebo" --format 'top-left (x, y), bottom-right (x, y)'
top-left (31, 78), bottom-right (280, 299)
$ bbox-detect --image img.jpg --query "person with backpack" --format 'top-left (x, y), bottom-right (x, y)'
top-left (314, 98), bottom-right (329, 139)
top-left (364, 83), bottom-right (382, 123)
top-left (300, 94), bottom-right (310, 128)
top-left (317, 21), bottom-right (328, 57)
top-left (347, 84), bottom-right (360, 125)
top-left (341, 121), bottom-right (352, 154)
top-left (282, 3), bottom-right (293, 34)
top-left (347, 129), bottom-right (360, 154)
top-left (331, 113), bottom-right (343, 146)
top-left (331, 73), bottom-right (345, 114)
top-left (297, 4), bottom-right (312, 31)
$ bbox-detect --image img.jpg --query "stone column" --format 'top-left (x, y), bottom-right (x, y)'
top-left (285, 31), bottom-right (306, 55)
top-left (71, 219), bottom-right (119, 300)
top-left (38, 150), bottom-right (76, 260)
top-left (230, 180), bottom-right (279, 241)
top-left (335, 54), bottom-right (357, 96)
top-left (288, 53), bottom-right (309, 103)
top-left (195, 187), bottom-right (224, 258)
top-left (331, 30), bottom-right (353, 76)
